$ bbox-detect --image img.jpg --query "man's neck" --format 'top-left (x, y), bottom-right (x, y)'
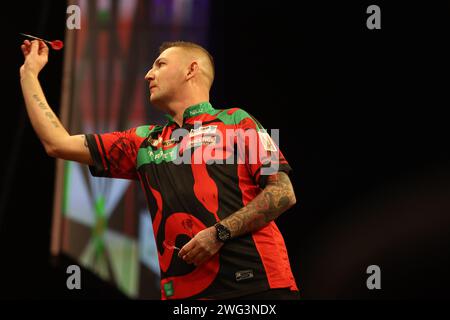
top-left (167, 96), bottom-right (209, 127)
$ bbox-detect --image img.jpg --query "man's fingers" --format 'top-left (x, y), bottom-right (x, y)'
top-left (181, 245), bottom-right (201, 264)
top-left (30, 40), bottom-right (39, 54)
top-left (178, 239), bottom-right (196, 258)
top-left (21, 44), bottom-right (27, 57)
top-left (21, 40), bottom-right (31, 57)
top-left (38, 40), bottom-right (49, 55)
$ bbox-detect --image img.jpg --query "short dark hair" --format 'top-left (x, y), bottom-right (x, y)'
top-left (159, 41), bottom-right (215, 78)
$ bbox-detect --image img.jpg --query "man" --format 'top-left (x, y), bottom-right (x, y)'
top-left (20, 39), bottom-right (299, 299)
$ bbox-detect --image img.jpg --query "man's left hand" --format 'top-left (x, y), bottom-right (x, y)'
top-left (178, 226), bottom-right (224, 267)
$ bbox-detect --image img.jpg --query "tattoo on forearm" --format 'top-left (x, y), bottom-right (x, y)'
top-left (45, 112), bottom-right (54, 119)
top-left (32, 94), bottom-right (60, 128)
top-left (32, 94), bottom-right (48, 110)
top-left (221, 172), bottom-right (296, 238)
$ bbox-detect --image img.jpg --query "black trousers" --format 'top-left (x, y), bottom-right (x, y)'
top-left (234, 288), bottom-right (300, 300)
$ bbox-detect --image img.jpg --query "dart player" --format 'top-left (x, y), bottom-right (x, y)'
top-left (20, 39), bottom-right (300, 300)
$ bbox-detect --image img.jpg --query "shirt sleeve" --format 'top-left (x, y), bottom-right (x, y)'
top-left (236, 110), bottom-right (292, 189)
top-left (85, 128), bottom-right (144, 180)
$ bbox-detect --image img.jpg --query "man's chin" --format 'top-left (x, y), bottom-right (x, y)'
top-left (150, 95), bottom-right (167, 111)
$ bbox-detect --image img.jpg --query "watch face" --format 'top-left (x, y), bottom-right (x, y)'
top-left (219, 230), bottom-right (228, 240)
top-left (216, 224), bottom-right (230, 242)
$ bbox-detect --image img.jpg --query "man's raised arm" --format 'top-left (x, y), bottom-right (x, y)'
top-left (20, 40), bottom-right (93, 165)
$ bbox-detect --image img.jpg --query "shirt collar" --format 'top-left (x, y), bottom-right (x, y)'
top-left (164, 102), bottom-right (214, 125)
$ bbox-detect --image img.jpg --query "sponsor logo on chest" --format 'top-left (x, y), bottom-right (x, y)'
top-left (189, 125), bottom-right (217, 137)
top-left (187, 125), bottom-right (218, 148)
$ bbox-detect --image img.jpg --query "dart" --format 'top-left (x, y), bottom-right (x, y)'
top-left (20, 33), bottom-right (64, 50)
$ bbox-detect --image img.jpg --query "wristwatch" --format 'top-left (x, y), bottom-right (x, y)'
top-left (214, 223), bottom-right (231, 243)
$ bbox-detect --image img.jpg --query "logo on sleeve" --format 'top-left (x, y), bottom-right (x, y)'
top-left (258, 131), bottom-right (277, 152)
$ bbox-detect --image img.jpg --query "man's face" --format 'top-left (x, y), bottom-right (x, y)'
top-left (145, 47), bottom-right (187, 109)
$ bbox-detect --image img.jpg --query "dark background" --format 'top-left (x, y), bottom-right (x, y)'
top-left (1, 0), bottom-right (449, 299)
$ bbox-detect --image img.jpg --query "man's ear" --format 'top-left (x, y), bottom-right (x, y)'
top-left (186, 61), bottom-right (199, 80)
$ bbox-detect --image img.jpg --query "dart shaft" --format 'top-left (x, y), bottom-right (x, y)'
top-left (20, 33), bottom-right (50, 43)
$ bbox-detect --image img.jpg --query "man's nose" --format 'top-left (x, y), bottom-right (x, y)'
top-left (145, 69), bottom-right (154, 82)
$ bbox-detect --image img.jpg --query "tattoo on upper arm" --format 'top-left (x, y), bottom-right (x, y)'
top-left (266, 173), bottom-right (279, 184)
top-left (266, 172), bottom-right (291, 187)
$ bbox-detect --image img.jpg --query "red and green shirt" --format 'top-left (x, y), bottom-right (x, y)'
top-left (85, 102), bottom-right (298, 299)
